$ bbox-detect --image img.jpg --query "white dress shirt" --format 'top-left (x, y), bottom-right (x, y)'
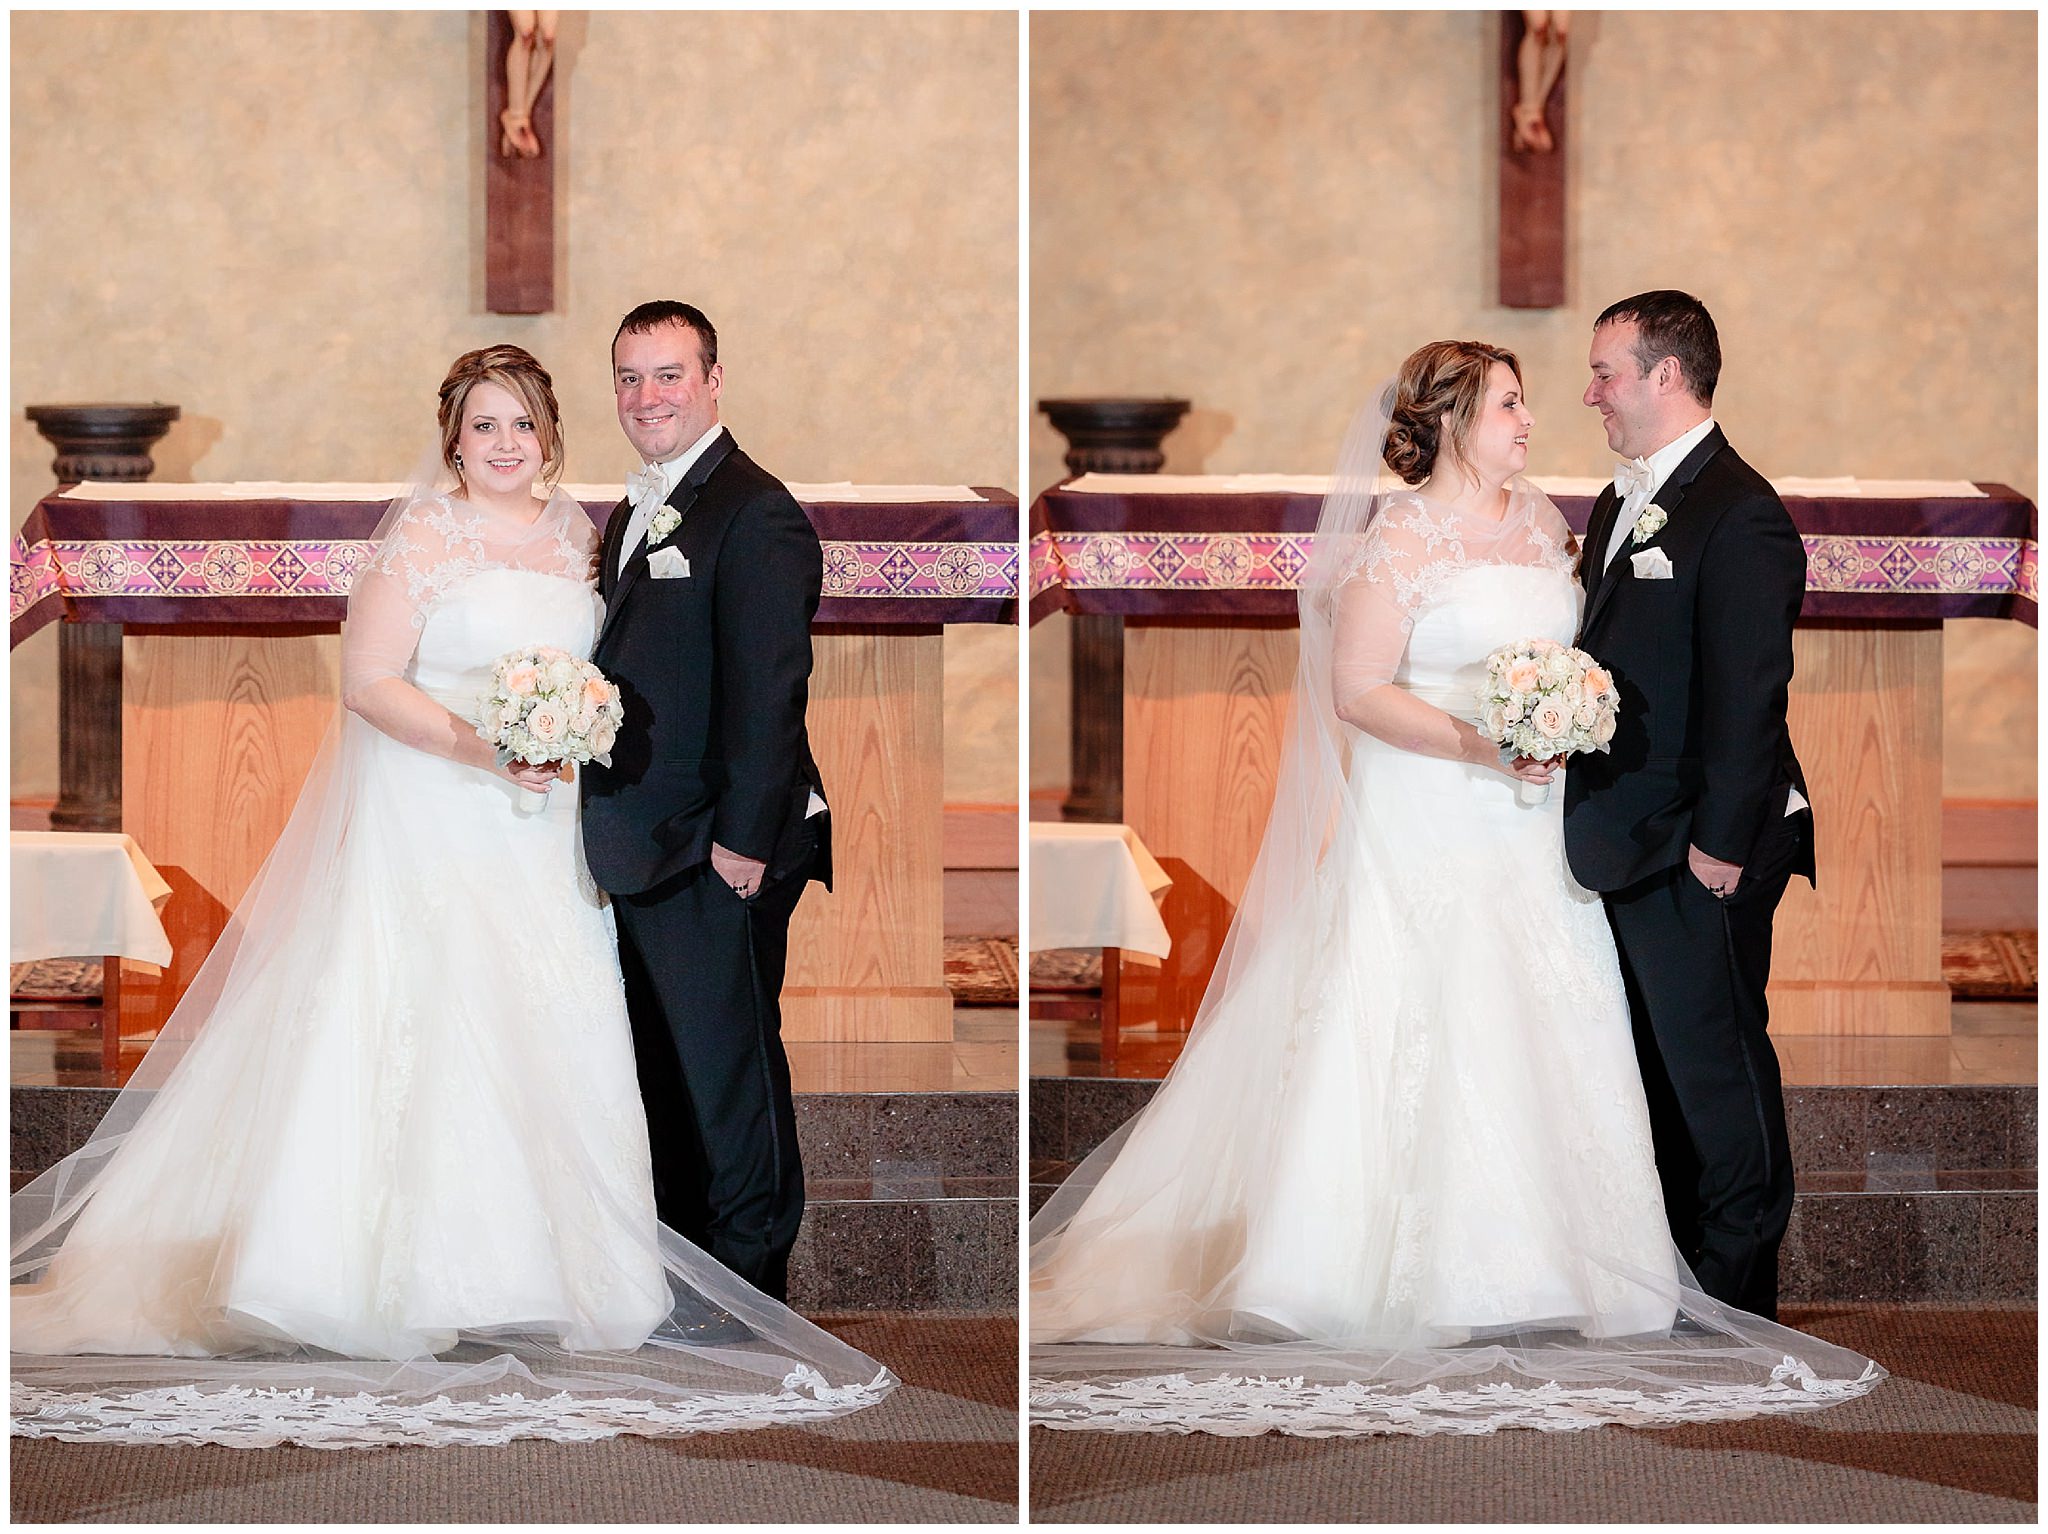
top-left (1602, 416), bottom-right (1716, 573)
top-left (617, 422), bottom-right (726, 577)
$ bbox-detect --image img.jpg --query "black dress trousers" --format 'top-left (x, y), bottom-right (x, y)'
top-left (1602, 808), bottom-right (1809, 1320)
top-left (610, 838), bottom-right (815, 1302)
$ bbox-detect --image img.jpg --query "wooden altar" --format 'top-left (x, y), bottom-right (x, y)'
top-left (1031, 475), bottom-right (2037, 1039)
top-left (14, 483), bottom-right (1019, 1045)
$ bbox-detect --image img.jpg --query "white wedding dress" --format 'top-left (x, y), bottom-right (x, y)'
top-left (12, 486), bottom-right (894, 1448)
top-left (1030, 480), bottom-right (1883, 1436)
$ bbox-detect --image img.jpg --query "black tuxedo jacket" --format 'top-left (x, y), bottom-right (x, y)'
top-left (1561, 426), bottom-right (1814, 894)
top-left (581, 431), bottom-right (830, 897)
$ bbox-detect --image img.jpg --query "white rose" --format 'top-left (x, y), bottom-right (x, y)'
top-left (1591, 710), bottom-right (1617, 745)
top-left (591, 719), bottom-right (618, 755)
top-left (1573, 700), bottom-right (1598, 729)
top-left (1532, 697), bottom-right (1570, 739)
top-left (1541, 651), bottom-right (1573, 685)
top-left (1481, 700), bottom-right (1507, 738)
top-left (1503, 696), bottom-right (1525, 724)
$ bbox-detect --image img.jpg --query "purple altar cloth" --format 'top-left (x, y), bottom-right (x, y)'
top-left (11, 489), bottom-right (1020, 645)
top-left (1028, 484), bottom-right (2037, 628)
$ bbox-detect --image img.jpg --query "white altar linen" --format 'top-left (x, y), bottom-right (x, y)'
top-left (1029, 822), bottom-right (1173, 958)
top-left (65, 480), bottom-right (985, 504)
top-left (1063, 472), bottom-right (1987, 499)
top-left (11, 831), bottom-right (173, 968)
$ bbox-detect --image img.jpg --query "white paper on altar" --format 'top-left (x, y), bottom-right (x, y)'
top-left (1063, 472), bottom-right (1987, 500)
top-left (65, 480), bottom-right (985, 505)
top-left (11, 832), bottom-right (173, 968)
top-left (1028, 822), bottom-right (1173, 959)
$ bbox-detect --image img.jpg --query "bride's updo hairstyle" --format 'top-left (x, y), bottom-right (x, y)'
top-left (436, 344), bottom-right (565, 488)
top-left (1382, 340), bottom-right (1522, 486)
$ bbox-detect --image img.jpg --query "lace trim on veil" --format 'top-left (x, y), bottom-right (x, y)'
top-left (13, 1366), bottom-right (896, 1450)
top-left (1030, 1356), bottom-right (1884, 1439)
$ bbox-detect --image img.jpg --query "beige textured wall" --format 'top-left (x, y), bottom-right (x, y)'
top-left (1030, 10), bottom-right (2036, 801)
top-left (12, 10), bottom-right (1019, 804)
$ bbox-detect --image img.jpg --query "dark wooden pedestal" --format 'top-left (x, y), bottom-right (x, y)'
top-left (26, 402), bottom-right (181, 832)
top-left (1036, 397), bottom-right (1190, 825)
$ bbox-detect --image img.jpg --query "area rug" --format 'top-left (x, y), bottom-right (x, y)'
top-left (10, 959), bottom-right (102, 1003)
top-left (1942, 930), bottom-right (2037, 1000)
top-left (944, 937), bottom-right (1018, 1005)
top-left (1028, 950), bottom-right (1101, 993)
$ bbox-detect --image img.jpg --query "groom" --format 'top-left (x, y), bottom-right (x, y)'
top-left (1563, 290), bottom-right (1813, 1321)
top-left (582, 300), bottom-right (829, 1301)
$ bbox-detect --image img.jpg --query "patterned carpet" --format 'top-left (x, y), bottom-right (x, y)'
top-left (1943, 930), bottom-right (2038, 999)
top-left (1031, 1305), bottom-right (2035, 1523)
top-left (944, 937), bottom-right (1019, 1005)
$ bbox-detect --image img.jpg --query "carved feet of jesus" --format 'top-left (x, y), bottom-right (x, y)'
top-left (499, 108), bottom-right (542, 159)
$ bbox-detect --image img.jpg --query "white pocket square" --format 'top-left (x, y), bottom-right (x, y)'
top-left (648, 546), bottom-right (691, 580)
top-left (1629, 547), bottom-right (1674, 580)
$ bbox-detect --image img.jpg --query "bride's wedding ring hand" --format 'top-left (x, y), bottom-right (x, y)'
top-left (504, 757), bottom-right (567, 791)
top-left (1505, 753), bottom-right (1560, 785)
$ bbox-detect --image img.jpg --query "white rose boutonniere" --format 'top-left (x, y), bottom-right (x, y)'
top-left (1631, 502), bottom-right (1668, 546)
top-left (648, 506), bottom-right (682, 545)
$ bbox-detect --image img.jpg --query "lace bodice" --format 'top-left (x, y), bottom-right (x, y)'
top-left (341, 488), bottom-right (600, 708)
top-left (1330, 483), bottom-right (1578, 721)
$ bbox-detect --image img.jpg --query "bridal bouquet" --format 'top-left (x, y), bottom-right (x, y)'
top-left (475, 646), bottom-right (624, 811)
top-left (1475, 637), bottom-right (1618, 804)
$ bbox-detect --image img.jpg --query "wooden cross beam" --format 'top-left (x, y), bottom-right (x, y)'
top-left (1498, 11), bottom-right (1567, 309)
top-left (486, 10), bottom-right (554, 314)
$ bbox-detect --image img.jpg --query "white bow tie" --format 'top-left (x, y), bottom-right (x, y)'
top-left (627, 463), bottom-right (668, 511)
top-left (1613, 457), bottom-right (1654, 501)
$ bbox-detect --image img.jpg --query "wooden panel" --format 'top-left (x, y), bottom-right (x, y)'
top-left (122, 630), bottom-right (340, 1037)
top-left (1120, 619), bottom-right (1298, 1034)
top-left (1770, 624), bottom-right (1948, 1035)
top-left (782, 629), bottom-right (952, 1042)
top-left (1118, 618), bottom-right (1951, 1040)
top-left (121, 626), bottom-right (952, 1045)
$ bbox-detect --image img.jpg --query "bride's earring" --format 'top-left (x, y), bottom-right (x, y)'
top-left (453, 452), bottom-right (464, 470)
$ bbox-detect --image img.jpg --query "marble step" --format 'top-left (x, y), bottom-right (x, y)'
top-left (1031, 1078), bottom-right (2037, 1172)
top-left (11, 1085), bottom-right (1019, 1313)
top-left (1027, 1079), bottom-right (2036, 1304)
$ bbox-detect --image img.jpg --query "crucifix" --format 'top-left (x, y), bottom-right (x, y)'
top-left (1498, 10), bottom-right (1570, 309)
top-left (486, 10), bottom-right (560, 314)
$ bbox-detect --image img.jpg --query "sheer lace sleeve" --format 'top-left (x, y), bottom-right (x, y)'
top-left (340, 500), bottom-right (496, 769)
top-left (340, 502), bottom-right (467, 704)
top-left (1329, 503), bottom-right (1464, 716)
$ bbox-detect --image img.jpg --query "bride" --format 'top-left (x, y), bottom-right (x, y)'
top-left (12, 345), bottom-right (894, 1448)
top-left (1029, 340), bottom-right (1883, 1436)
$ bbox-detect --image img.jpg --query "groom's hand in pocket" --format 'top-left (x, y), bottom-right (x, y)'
top-left (711, 841), bottom-right (768, 899)
top-left (1687, 843), bottom-right (1743, 898)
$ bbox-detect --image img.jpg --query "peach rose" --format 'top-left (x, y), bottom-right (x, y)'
top-left (1583, 666), bottom-right (1612, 698)
top-left (526, 703), bottom-right (568, 744)
top-left (504, 663), bottom-right (540, 697)
top-left (1532, 697), bottom-right (1570, 739)
top-left (1505, 660), bottom-right (1542, 693)
top-left (581, 676), bottom-right (612, 711)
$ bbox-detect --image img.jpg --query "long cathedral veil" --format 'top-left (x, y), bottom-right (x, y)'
top-left (1027, 381), bottom-right (1884, 1436)
top-left (12, 453), bottom-right (894, 1448)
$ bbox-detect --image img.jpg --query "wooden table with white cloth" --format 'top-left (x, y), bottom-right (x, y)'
top-left (1029, 820), bottom-right (1172, 1068)
top-left (11, 830), bottom-right (174, 1073)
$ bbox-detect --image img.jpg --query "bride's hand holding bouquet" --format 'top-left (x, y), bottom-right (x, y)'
top-left (1475, 637), bottom-right (1619, 805)
top-left (476, 645), bottom-right (625, 812)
